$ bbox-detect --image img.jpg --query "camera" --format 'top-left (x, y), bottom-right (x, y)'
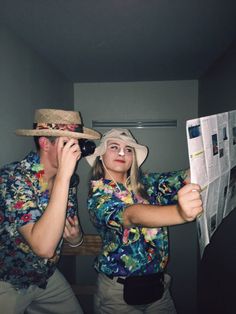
top-left (79, 139), bottom-right (96, 157)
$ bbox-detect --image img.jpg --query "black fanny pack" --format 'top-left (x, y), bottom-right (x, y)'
top-left (122, 272), bottom-right (164, 305)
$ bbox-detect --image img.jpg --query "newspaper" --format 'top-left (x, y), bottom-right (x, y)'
top-left (186, 110), bottom-right (236, 256)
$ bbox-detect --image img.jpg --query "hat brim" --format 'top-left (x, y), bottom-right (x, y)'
top-left (86, 137), bottom-right (148, 167)
top-left (15, 127), bottom-right (101, 140)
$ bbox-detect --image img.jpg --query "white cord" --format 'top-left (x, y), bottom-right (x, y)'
top-left (100, 157), bottom-right (122, 192)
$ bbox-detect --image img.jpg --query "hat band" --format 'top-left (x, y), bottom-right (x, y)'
top-left (35, 123), bottom-right (83, 133)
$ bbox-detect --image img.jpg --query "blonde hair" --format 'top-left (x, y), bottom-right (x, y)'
top-left (90, 151), bottom-right (148, 200)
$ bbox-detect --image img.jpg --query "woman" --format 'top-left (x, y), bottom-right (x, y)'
top-left (86, 128), bottom-right (202, 314)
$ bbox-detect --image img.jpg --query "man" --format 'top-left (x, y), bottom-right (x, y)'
top-left (0, 108), bottom-right (100, 314)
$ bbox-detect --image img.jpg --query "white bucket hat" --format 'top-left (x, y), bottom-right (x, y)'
top-left (86, 128), bottom-right (148, 167)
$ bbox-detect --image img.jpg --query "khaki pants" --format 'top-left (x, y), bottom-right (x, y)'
top-left (94, 272), bottom-right (177, 314)
top-left (0, 269), bottom-right (83, 314)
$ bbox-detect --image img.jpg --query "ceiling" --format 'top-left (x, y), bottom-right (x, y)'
top-left (1, 0), bottom-right (236, 83)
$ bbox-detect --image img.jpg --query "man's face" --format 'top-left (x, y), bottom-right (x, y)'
top-left (47, 137), bottom-right (60, 170)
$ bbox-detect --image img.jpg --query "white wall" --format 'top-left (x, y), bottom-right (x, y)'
top-left (0, 25), bottom-right (74, 166)
top-left (74, 80), bottom-right (198, 314)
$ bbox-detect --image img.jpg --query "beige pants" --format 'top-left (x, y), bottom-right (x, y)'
top-left (94, 272), bottom-right (177, 314)
top-left (0, 269), bottom-right (83, 314)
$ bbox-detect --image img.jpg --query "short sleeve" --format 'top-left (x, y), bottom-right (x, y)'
top-left (3, 174), bottom-right (41, 228)
top-left (88, 187), bottom-right (126, 233)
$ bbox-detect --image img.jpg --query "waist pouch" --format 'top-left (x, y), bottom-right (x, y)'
top-left (123, 272), bottom-right (164, 305)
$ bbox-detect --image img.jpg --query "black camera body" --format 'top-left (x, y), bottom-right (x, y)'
top-left (68, 140), bottom-right (95, 189)
top-left (79, 139), bottom-right (96, 157)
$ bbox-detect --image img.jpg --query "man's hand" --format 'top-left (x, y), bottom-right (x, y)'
top-left (63, 216), bottom-right (83, 246)
top-left (56, 137), bottom-right (81, 180)
top-left (177, 183), bottom-right (203, 222)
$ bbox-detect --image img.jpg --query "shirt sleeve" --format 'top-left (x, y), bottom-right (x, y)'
top-left (67, 186), bottom-right (78, 218)
top-left (88, 186), bottom-right (125, 232)
top-left (142, 169), bottom-right (188, 205)
top-left (3, 173), bottom-right (41, 228)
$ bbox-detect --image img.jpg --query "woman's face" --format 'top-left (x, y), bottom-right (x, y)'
top-left (102, 139), bottom-right (134, 177)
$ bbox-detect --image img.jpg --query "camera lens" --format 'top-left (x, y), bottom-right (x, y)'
top-left (79, 139), bottom-right (96, 157)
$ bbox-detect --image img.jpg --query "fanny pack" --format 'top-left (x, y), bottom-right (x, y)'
top-left (122, 272), bottom-right (164, 305)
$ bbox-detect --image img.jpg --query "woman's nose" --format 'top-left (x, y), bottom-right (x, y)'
top-left (118, 148), bottom-right (125, 156)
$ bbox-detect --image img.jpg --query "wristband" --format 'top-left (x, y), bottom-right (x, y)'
top-left (68, 234), bottom-right (84, 247)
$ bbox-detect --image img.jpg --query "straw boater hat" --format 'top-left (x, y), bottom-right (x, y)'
top-left (15, 108), bottom-right (101, 140)
top-left (86, 128), bottom-right (148, 167)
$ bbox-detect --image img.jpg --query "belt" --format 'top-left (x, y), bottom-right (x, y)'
top-left (105, 274), bottom-right (126, 284)
top-left (105, 272), bottom-right (164, 285)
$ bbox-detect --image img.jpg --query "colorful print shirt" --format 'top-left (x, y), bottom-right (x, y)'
top-left (0, 151), bottom-right (78, 290)
top-left (88, 170), bottom-right (187, 277)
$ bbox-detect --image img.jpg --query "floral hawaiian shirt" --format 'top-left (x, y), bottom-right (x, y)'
top-left (0, 151), bottom-right (78, 290)
top-left (88, 170), bottom-right (187, 277)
